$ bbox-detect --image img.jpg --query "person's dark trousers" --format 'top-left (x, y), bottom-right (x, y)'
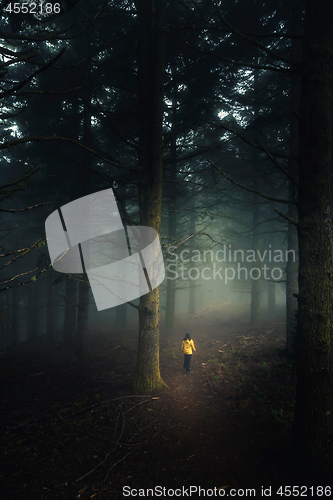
top-left (183, 354), bottom-right (192, 374)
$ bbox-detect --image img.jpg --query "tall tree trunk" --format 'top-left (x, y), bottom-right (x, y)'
top-left (134, 0), bottom-right (166, 392)
top-left (76, 48), bottom-right (92, 360)
top-left (115, 181), bottom-right (128, 328)
top-left (291, 0), bottom-right (333, 476)
top-left (250, 68), bottom-right (261, 325)
top-left (164, 78), bottom-right (178, 329)
top-left (286, 0), bottom-right (301, 356)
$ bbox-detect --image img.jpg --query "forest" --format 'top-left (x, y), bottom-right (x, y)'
top-left (1, 0), bottom-right (333, 498)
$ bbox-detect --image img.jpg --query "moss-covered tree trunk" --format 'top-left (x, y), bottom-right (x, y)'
top-left (133, 0), bottom-right (166, 392)
top-left (291, 0), bottom-right (333, 476)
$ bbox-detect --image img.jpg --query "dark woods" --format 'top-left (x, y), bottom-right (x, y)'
top-left (1, 0), bottom-right (333, 489)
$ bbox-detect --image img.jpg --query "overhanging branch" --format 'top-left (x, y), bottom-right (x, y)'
top-left (208, 160), bottom-right (294, 206)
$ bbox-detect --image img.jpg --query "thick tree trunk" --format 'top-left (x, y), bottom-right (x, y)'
top-left (134, 0), bottom-right (166, 392)
top-left (291, 0), bottom-right (333, 476)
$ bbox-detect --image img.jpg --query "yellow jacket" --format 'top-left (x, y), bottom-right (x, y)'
top-left (182, 339), bottom-right (196, 355)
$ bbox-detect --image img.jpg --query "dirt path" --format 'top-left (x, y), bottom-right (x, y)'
top-left (151, 319), bottom-right (291, 494)
top-left (0, 318), bottom-right (295, 499)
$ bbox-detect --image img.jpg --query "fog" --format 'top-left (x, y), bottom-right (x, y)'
top-left (4, 0), bottom-right (332, 494)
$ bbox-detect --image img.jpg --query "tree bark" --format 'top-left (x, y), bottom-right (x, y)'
top-left (134, 0), bottom-right (166, 392)
top-left (291, 0), bottom-right (333, 476)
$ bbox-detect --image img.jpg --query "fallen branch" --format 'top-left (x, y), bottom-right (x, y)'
top-left (103, 451), bottom-right (132, 483)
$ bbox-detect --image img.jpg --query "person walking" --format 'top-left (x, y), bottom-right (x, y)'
top-left (182, 332), bottom-right (196, 375)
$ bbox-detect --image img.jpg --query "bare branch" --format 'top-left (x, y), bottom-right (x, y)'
top-left (127, 301), bottom-right (139, 310)
top-left (0, 167), bottom-right (40, 190)
top-left (0, 239), bottom-right (42, 271)
top-left (216, 121), bottom-right (295, 162)
top-left (0, 52), bottom-right (37, 70)
top-left (0, 48), bottom-right (66, 99)
top-left (254, 140), bottom-right (298, 186)
top-left (0, 263), bottom-right (52, 293)
top-left (274, 209), bottom-right (297, 226)
top-left (0, 136), bottom-right (133, 171)
top-left (208, 160), bottom-right (293, 205)
top-left (0, 201), bottom-right (53, 212)
top-left (0, 267), bottom-right (38, 285)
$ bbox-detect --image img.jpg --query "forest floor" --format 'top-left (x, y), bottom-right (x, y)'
top-left (0, 314), bottom-right (318, 500)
